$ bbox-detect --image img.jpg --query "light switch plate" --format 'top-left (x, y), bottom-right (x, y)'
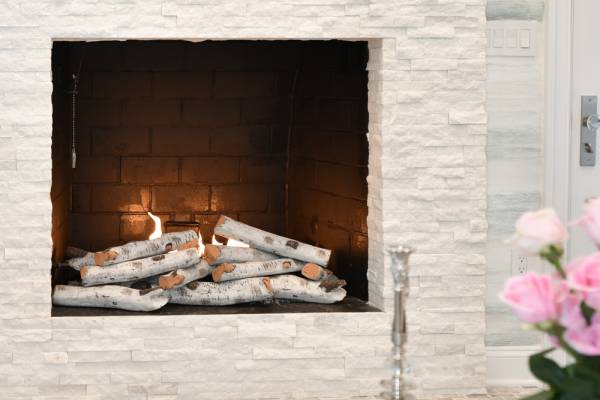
top-left (487, 21), bottom-right (537, 57)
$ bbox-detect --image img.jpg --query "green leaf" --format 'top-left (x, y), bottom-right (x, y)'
top-left (581, 302), bottom-right (596, 325)
top-left (568, 363), bottom-right (600, 394)
top-left (579, 356), bottom-right (600, 373)
top-left (529, 352), bottom-right (597, 399)
top-left (530, 350), bottom-right (566, 389)
top-left (521, 390), bottom-right (555, 400)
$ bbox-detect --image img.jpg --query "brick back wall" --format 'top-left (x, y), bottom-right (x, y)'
top-left (54, 40), bottom-right (370, 298)
top-left (50, 44), bottom-right (72, 264)
top-left (287, 42), bottom-right (369, 299)
top-left (59, 41), bottom-right (293, 252)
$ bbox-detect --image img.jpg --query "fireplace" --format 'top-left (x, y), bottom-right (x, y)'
top-left (0, 0), bottom-right (491, 394)
top-left (51, 40), bottom-right (370, 307)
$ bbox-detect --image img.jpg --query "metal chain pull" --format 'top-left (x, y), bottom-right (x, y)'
top-left (71, 73), bottom-right (79, 169)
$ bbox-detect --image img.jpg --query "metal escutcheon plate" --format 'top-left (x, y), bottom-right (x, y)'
top-left (581, 95), bottom-right (597, 166)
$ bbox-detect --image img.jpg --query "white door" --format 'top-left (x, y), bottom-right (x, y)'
top-left (570, 0), bottom-right (600, 257)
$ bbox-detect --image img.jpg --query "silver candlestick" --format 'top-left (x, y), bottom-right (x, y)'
top-left (382, 245), bottom-right (414, 400)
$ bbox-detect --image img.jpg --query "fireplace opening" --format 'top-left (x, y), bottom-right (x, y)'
top-left (51, 40), bottom-right (370, 313)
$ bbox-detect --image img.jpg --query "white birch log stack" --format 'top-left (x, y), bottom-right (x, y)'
top-left (212, 258), bottom-right (300, 282)
top-left (270, 275), bottom-right (346, 304)
top-left (80, 248), bottom-right (200, 287)
top-left (57, 217), bottom-right (345, 312)
top-left (214, 216), bottom-right (331, 266)
top-left (68, 230), bottom-right (199, 268)
top-left (52, 285), bottom-right (169, 312)
top-left (168, 277), bottom-right (274, 306)
top-left (203, 244), bottom-right (279, 265)
top-left (158, 260), bottom-right (213, 290)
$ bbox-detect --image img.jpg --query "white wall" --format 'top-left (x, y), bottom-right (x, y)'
top-left (485, 0), bottom-right (546, 355)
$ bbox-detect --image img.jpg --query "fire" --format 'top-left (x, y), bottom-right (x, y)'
top-left (211, 235), bottom-right (249, 248)
top-left (147, 212), bottom-right (162, 240)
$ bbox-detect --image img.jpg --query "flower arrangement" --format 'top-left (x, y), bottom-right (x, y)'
top-left (501, 200), bottom-right (600, 399)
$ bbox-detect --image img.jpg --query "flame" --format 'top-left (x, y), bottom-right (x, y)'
top-left (197, 232), bottom-right (205, 254)
top-left (211, 235), bottom-right (249, 248)
top-left (148, 212), bottom-right (162, 240)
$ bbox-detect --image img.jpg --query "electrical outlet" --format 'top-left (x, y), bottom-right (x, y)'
top-left (511, 250), bottom-right (528, 275)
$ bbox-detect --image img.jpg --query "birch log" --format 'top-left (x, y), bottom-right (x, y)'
top-left (270, 275), bottom-right (346, 304)
top-left (63, 250), bottom-right (95, 271)
top-left (301, 263), bottom-right (333, 281)
top-left (68, 230), bottom-right (199, 268)
top-left (168, 277), bottom-right (274, 306)
top-left (214, 216), bottom-right (331, 266)
top-left (158, 260), bottom-right (213, 290)
top-left (212, 258), bottom-right (300, 282)
top-left (203, 244), bottom-right (278, 265)
top-left (318, 275), bottom-right (348, 292)
top-left (52, 285), bottom-right (169, 312)
top-left (80, 248), bottom-right (200, 286)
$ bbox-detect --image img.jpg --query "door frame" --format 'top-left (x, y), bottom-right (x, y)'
top-left (544, 0), bottom-right (573, 366)
top-left (544, 0), bottom-right (573, 225)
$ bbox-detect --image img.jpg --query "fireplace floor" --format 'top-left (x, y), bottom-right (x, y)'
top-left (51, 296), bottom-right (379, 317)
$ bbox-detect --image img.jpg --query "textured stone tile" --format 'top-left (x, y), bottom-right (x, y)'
top-left (0, 0), bottom-right (488, 398)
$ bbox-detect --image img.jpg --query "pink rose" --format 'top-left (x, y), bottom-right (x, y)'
top-left (512, 208), bottom-right (567, 255)
top-left (500, 273), bottom-right (559, 324)
top-left (585, 291), bottom-right (600, 311)
top-left (572, 197), bottom-right (600, 246)
top-left (567, 253), bottom-right (600, 292)
top-left (565, 318), bottom-right (600, 356)
top-left (558, 291), bottom-right (587, 331)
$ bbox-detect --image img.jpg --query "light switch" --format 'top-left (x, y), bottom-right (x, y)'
top-left (519, 29), bottom-right (531, 48)
top-left (505, 29), bottom-right (517, 48)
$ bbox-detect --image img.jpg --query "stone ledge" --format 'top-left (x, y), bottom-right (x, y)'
top-left (51, 296), bottom-right (381, 317)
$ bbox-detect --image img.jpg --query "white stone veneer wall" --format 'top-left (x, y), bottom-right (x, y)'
top-left (0, 1), bottom-right (487, 398)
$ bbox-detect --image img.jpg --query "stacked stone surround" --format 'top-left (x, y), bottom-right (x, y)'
top-left (0, 1), bottom-right (487, 399)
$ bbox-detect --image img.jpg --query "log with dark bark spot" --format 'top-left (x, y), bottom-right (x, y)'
top-left (158, 261), bottom-right (213, 290)
top-left (211, 258), bottom-right (299, 282)
top-left (214, 216), bottom-right (331, 266)
top-left (168, 277), bottom-right (274, 306)
top-left (318, 275), bottom-right (347, 292)
top-left (80, 248), bottom-right (201, 286)
top-left (203, 244), bottom-right (278, 265)
top-left (271, 275), bottom-right (346, 304)
top-left (66, 230), bottom-right (199, 269)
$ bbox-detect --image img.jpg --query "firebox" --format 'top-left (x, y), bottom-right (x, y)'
top-left (51, 40), bottom-right (369, 307)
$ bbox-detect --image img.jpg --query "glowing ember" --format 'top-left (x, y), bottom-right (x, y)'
top-left (147, 212), bottom-right (162, 240)
top-left (211, 235), bottom-right (249, 248)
